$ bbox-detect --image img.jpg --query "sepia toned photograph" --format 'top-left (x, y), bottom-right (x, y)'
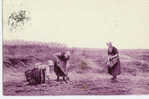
top-left (2, 0), bottom-right (149, 96)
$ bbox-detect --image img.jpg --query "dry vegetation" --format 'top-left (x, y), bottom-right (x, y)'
top-left (3, 41), bottom-right (149, 95)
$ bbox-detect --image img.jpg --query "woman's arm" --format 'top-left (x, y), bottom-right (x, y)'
top-left (53, 52), bottom-right (62, 63)
top-left (111, 47), bottom-right (119, 59)
top-left (111, 54), bottom-right (119, 59)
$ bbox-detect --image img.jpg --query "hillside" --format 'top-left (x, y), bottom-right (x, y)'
top-left (3, 42), bottom-right (149, 95)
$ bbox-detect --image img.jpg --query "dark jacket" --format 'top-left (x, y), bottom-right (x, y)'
top-left (107, 46), bottom-right (121, 76)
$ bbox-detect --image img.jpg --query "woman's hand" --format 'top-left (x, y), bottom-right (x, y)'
top-left (110, 54), bottom-right (118, 59)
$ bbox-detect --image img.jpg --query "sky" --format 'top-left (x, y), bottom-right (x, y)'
top-left (3, 0), bottom-right (149, 49)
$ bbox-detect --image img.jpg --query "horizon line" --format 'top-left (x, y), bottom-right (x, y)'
top-left (3, 39), bottom-right (149, 50)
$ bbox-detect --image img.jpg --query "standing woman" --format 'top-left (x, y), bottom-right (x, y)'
top-left (106, 42), bottom-right (121, 80)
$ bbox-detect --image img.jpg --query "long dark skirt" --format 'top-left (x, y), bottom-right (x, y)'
top-left (108, 60), bottom-right (121, 76)
top-left (54, 63), bottom-right (66, 77)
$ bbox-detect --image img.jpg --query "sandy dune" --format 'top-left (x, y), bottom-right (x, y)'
top-left (3, 44), bottom-right (149, 95)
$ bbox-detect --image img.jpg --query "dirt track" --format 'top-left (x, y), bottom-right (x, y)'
top-left (3, 72), bottom-right (149, 95)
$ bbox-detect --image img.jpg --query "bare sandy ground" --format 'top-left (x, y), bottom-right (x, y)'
top-left (3, 44), bottom-right (149, 95)
top-left (3, 55), bottom-right (149, 95)
top-left (3, 72), bottom-right (149, 95)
